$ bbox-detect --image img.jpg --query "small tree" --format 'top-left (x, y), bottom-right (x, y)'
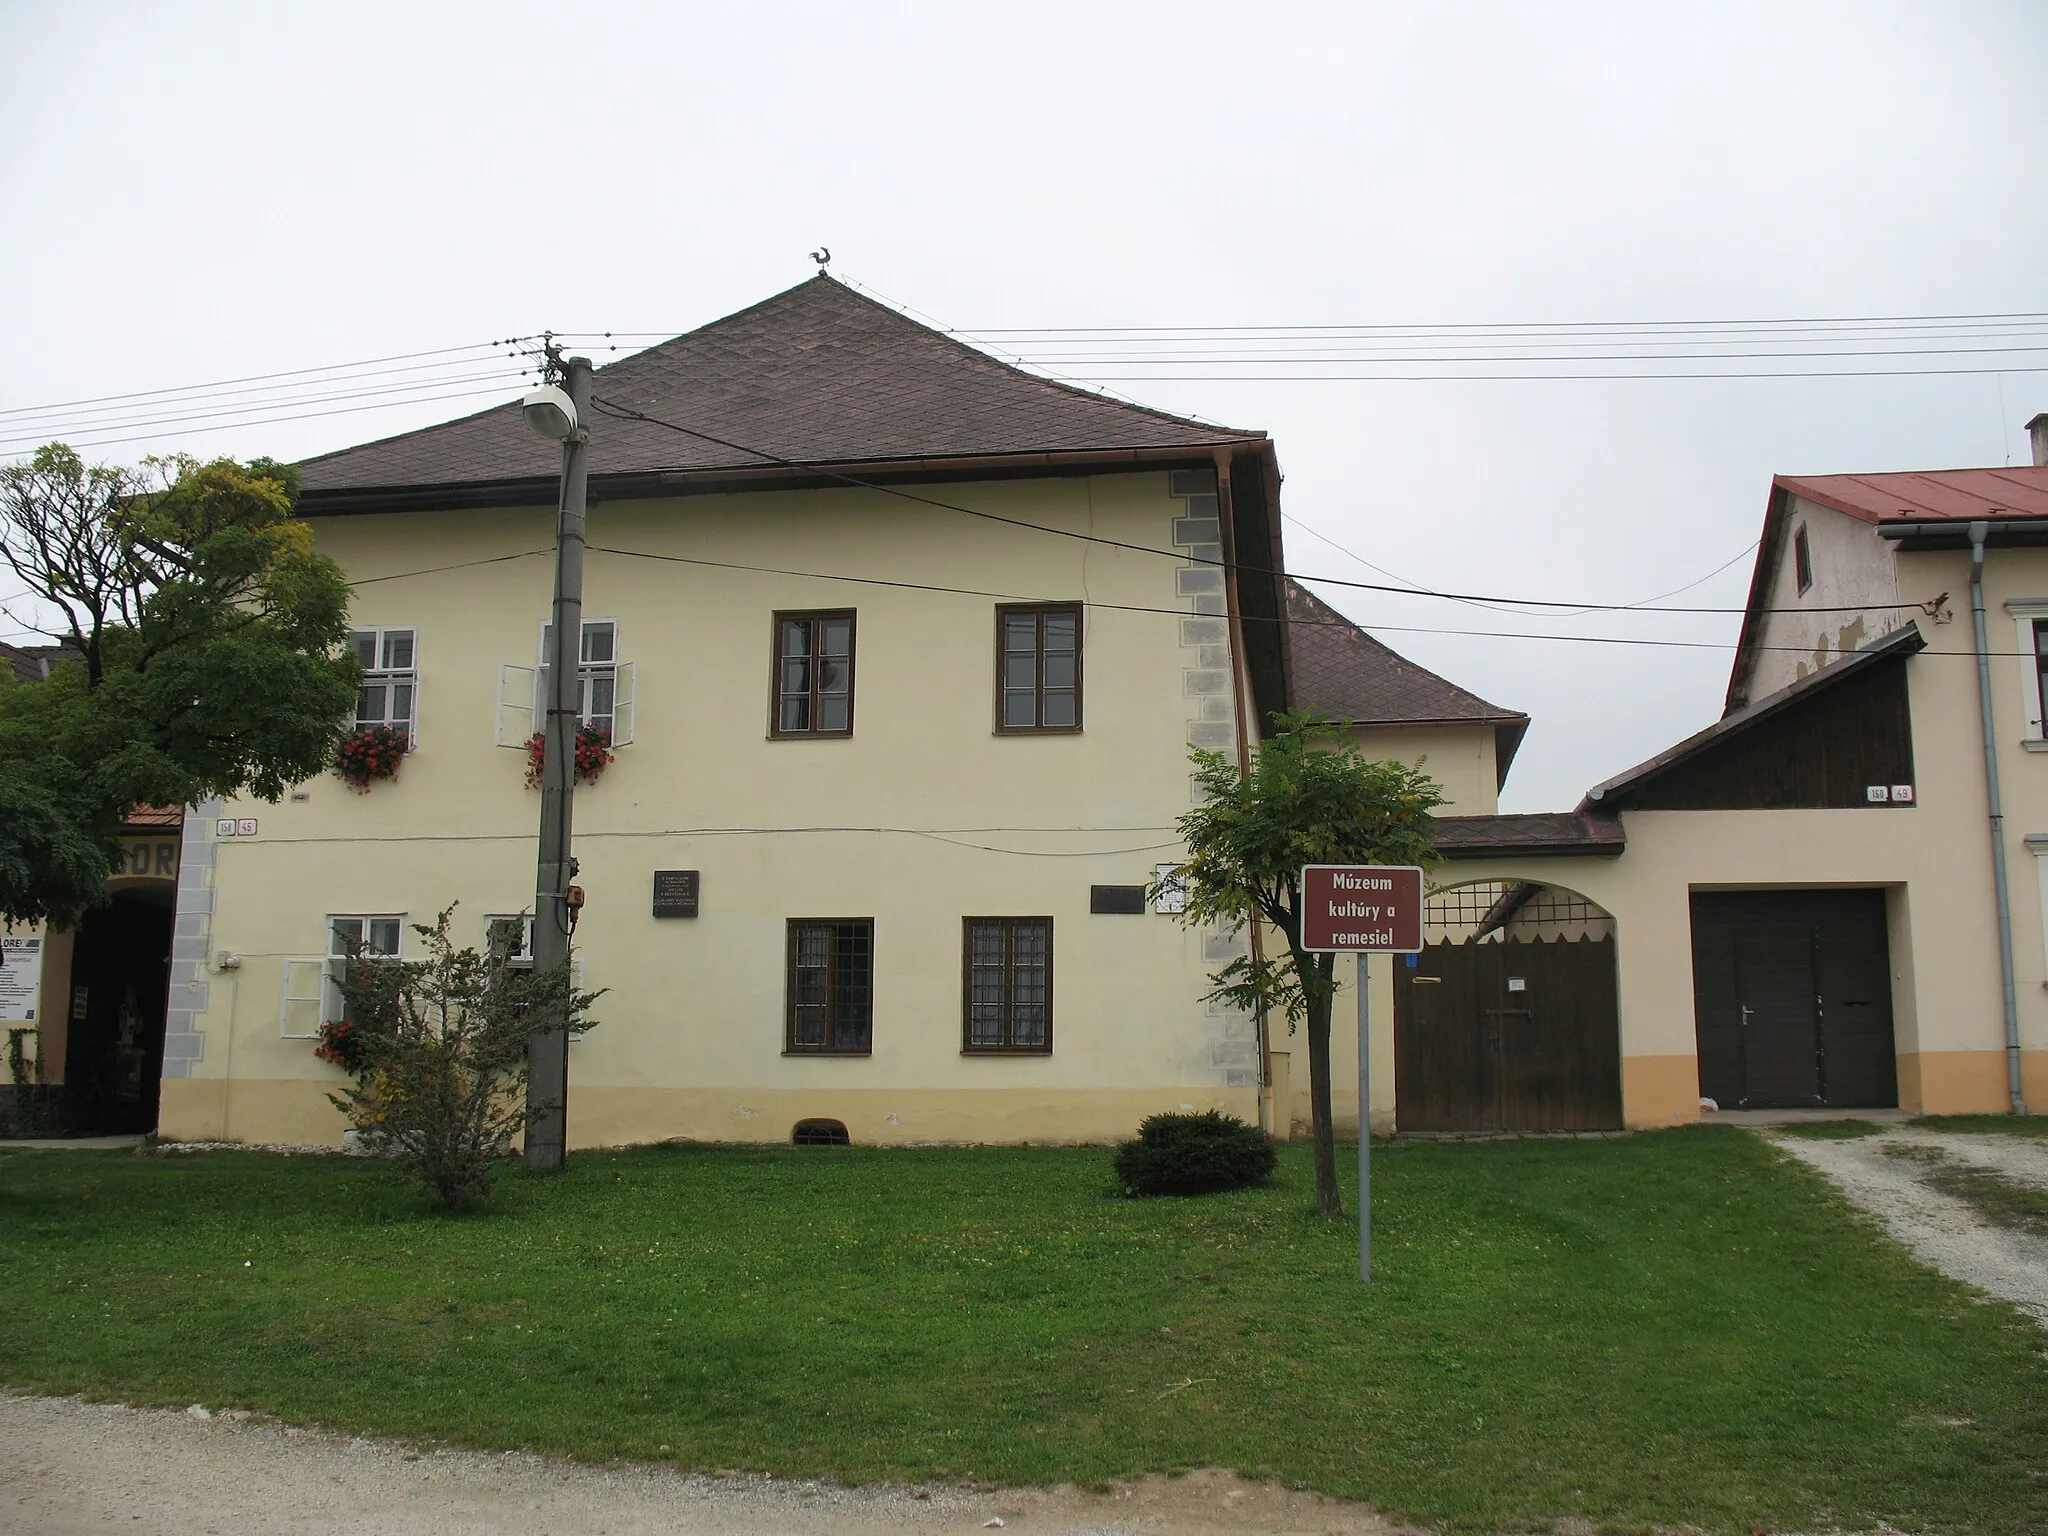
top-left (1163, 710), bottom-right (1443, 1220)
top-left (327, 907), bottom-right (599, 1211)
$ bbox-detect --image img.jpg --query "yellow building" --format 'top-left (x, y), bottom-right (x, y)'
top-left (154, 276), bottom-right (1519, 1149)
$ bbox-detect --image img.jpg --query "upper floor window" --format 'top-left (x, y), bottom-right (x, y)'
top-left (995, 604), bottom-right (1081, 733)
top-left (786, 919), bottom-right (873, 1053)
top-left (497, 620), bottom-right (635, 750)
top-left (540, 619), bottom-right (633, 740)
top-left (350, 627), bottom-right (416, 744)
top-left (1793, 526), bottom-right (1813, 595)
top-left (771, 611), bottom-right (856, 737)
top-left (2004, 600), bottom-right (2048, 742)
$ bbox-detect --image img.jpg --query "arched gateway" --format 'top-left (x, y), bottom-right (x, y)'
top-left (1394, 880), bottom-right (1623, 1133)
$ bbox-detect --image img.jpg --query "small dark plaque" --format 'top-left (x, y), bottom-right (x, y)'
top-left (1090, 884), bottom-right (1148, 915)
top-left (652, 869), bottom-right (700, 918)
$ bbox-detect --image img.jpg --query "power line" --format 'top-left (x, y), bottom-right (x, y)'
top-left (589, 395), bottom-right (1920, 619)
top-left (0, 383), bottom-right (526, 454)
top-left (1061, 364), bottom-right (2048, 382)
top-left (0, 340), bottom-right (529, 420)
top-left (0, 368), bottom-right (530, 448)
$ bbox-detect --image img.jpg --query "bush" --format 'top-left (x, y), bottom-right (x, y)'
top-left (327, 906), bottom-right (599, 1210)
top-left (1114, 1109), bottom-right (1275, 1196)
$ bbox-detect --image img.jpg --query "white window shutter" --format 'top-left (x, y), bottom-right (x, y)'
top-left (496, 663), bottom-right (536, 747)
top-left (2013, 615), bottom-right (2045, 740)
top-left (611, 661), bottom-right (635, 746)
top-left (280, 957), bottom-right (327, 1038)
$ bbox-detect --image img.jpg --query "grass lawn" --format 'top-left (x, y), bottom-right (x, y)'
top-left (2, 1129), bottom-right (2044, 1534)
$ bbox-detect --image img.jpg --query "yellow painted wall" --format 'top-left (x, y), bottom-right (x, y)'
top-left (164, 471), bottom-right (1293, 1148)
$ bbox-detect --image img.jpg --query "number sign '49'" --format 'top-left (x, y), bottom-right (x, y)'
top-left (1299, 865), bottom-right (1425, 953)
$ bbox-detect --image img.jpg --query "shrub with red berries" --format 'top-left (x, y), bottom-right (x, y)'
top-left (332, 724), bottom-right (408, 791)
top-left (525, 725), bottom-right (614, 789)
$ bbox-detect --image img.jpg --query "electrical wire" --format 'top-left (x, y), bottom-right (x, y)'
top-left (0, 383), bottom-right (527, 454)
top-left (0, 339), bottom-right (533, 420)
top-left (589, 395), bottom-right (1924, 619)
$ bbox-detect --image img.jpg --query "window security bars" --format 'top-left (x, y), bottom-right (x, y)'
top-left (786, 920), bottom-right (874, 1053)
top-left (964, 917), bottom-right (1052, 1052)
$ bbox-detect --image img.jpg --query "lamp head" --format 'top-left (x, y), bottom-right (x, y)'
top-left (521, 384), bottom-right (579, 442)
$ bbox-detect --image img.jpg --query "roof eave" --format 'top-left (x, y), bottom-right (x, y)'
top-left (297, 442), bottom-right (1261, 516)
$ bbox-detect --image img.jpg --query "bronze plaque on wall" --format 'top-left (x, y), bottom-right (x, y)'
top-left (652, 870), bottom-right (700, 918)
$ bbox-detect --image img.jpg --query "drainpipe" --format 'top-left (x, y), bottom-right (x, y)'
top-left (1967, 520), bottom-right (2030, 1115)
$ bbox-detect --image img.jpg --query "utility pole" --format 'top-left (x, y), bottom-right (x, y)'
top-left (524, 351), bottom-right (592, 1172)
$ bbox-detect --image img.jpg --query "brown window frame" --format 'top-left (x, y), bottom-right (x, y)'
top-left (1793, 525), bottom-right (1813, 595)
top-left (993, 603), bottom-right (1082, 734)
top-left (784, 918), bottom-right (874, 1055)
top-left (961, 916), bottom-right (1054, 1054)
top-left (769, 610), bottom-right (857, 739)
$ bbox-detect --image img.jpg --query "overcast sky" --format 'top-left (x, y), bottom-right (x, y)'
top-left (3, 1), bottom-right (2044, 811)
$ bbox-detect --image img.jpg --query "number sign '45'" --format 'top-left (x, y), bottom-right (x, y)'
top-left (1299, 865), bottom-right (1425, 953)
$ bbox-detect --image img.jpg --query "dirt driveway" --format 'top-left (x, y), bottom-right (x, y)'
top-left (1764, 1125), bottom-right (2048, 1326)
top-left (0, 1393), bottom-right (1403, 1536)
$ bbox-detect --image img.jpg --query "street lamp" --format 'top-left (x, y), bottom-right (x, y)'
top-left (522, 357), bottom-right (592, 1172)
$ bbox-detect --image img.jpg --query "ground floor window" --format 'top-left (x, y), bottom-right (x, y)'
top-left (786, 919), bottom-right (873, 1053)
top-left (963, 917), bottom-right (1052, 1053)
top-left (325, 914), bottom-right (403, 1023)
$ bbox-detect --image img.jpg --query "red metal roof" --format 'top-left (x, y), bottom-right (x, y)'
top-left (1775, 465), bottom-right (2048, 524)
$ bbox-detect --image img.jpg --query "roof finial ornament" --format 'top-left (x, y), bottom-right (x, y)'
top-left (810, 246), bottom-right (832, 274)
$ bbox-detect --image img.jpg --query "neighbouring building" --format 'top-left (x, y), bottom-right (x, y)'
top-left (1381, 430), bottom-right (2048, 1132)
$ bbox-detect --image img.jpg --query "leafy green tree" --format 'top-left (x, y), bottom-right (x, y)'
top-left (1163, 710), bottom-right (1444, 1219)
top-left (0, 444), bottom-right (357, 926)
top-left (326, 908), bottom-right (600, 1211)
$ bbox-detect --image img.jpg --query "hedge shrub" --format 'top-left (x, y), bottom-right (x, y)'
top-left (1114, 1109), bottom-right (1276, 1196)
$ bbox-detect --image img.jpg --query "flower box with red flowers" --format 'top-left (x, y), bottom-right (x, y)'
top-left (525, 725), bottom-right (615, 789)
top-left (332, 725), bottom-right (409, 791)
top-left (313, 1017), bottom-right (372, 1073)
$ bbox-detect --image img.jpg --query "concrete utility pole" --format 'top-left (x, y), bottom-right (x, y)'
top-left (524, 352), bottom-right (592, 1172)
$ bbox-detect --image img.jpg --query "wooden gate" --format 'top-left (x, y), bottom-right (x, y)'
top-left (1690, 889), bottom-right (1896, 1109)
top-left (1394, 934), bottom-right (1623, 1132)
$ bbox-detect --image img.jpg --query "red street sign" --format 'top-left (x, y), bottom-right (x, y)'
top-left (1299, 865), bottom-right (1425, 953)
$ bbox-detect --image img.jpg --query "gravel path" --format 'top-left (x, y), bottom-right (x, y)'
top-left (0, 1394), bottom-right (1403, 1536)
top-left (1765, 1128), bottom-right (2048, 1326)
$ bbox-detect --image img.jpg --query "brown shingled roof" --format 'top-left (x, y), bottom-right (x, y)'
top-left (299, 276), bottom-right (1262, 508)
top-left (1283, 579), bottom-right (1529, 783)
top-left (1434, 811), bottom-right (1626, 859)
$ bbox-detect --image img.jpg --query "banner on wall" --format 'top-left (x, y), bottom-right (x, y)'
top-left (0, 935), bottom-right (45, 1022)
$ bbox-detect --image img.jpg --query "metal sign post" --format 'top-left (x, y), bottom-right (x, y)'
top-left (1300, 864), bottom-right (1426, 1284)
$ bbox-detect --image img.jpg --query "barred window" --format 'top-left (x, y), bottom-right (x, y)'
top-left (786, 919), bottom-right (873, 1053)
top-left (963, 917), bottom-right (1052, 1053)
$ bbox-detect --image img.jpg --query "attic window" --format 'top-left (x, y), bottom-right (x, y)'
top-left (1793, 526), bottom-right (1813, 595)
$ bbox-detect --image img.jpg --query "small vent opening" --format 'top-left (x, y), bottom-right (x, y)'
top-left (792, 1118), bottom-right (851, 1147)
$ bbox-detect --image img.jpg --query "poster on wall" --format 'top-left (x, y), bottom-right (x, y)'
top-left (0, 935), bottom-right (45, 1021)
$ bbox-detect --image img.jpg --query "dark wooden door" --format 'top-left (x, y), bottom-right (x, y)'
top-left (1690, 890), bottom-right (1897, 1109)
top-left (1394, 936), bottom-right (1622, 1133)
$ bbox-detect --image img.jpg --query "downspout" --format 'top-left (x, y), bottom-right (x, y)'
top-left (1212, 449), bottom-right (1273, 1129)
top-left (1967, 520), bottom-right (2030, 1114)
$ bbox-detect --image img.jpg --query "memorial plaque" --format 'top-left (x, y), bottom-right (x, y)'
top-left (652, 870), bottom-right (700, 918)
